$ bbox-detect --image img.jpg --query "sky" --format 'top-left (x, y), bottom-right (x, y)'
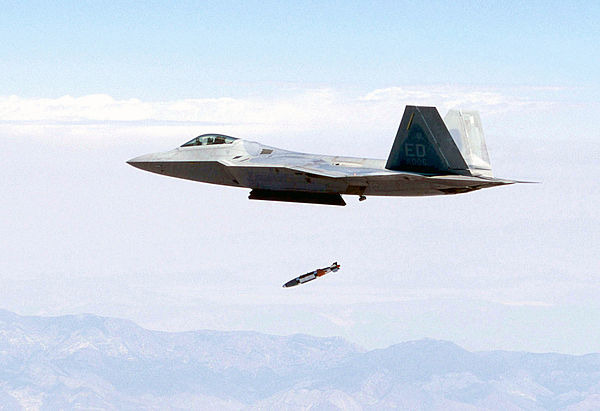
top-left (1, 1), bottom-right (599, 354)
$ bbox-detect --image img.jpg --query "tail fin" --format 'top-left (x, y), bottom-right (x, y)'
top-left (443, 110), bottom-right (493, 177)
top-left (385, 106), bottom-right (471, 176)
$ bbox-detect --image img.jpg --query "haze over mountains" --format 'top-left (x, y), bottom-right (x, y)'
top-left (0, 309), bottom-right (599, 410)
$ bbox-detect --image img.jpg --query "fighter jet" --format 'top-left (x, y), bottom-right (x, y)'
top-left (127, 105), bottom-right (522, 206)
top-left (283, 262), bottom-right (340, 288)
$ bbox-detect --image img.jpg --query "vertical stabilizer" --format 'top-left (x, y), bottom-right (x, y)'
top-left (385, 106), bottom-right (471, 176)
top-left (444, 110), bottom-right (493, 177)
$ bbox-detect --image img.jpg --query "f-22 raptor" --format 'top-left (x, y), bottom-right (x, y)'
top-left (128, 105), bottom-right (521, 206)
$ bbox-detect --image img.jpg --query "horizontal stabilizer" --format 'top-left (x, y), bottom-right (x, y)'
top-left (249, 189), bottom-right (346, 206)
top-left (386, 106), bottom-right (471, 176)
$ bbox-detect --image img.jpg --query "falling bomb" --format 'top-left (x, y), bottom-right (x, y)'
top-left (283, 262), bottom-right (340, 288)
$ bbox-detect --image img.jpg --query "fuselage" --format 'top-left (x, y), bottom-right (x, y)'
top-left (128, 136), bottom-right (512, 200)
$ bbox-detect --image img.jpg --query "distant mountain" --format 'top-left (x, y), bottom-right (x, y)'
top-left (0, 309), bottom-right (599, 410)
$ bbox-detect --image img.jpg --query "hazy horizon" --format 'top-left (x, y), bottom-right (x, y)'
top-left (1, 1), bottom-right (599, 355)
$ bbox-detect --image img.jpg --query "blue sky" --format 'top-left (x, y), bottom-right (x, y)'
top-left (1, 1), bottom-right (599, 354)
top-left (2, 1), bottom-right (599, 98)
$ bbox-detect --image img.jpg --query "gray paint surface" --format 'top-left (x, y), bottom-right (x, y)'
top-left (127, 106), bottom-right (518, 205)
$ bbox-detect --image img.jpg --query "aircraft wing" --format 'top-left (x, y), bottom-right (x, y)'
top-left (239, 151), bottom-right (423, 180)
top-left (284, 160), bottom-right (404, 179)
top-left (289, 161), bottom-right (520, 186)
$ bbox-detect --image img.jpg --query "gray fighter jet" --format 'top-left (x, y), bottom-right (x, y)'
top-left (128, 105), bottom-right (521, 206)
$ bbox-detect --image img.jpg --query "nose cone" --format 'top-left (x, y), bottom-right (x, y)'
top-left (127, 153), bottom-right (161, 172)
top-left (127, 153), bottom-right (155, 164)
top-left (283, 278), bottom-right (299, 288)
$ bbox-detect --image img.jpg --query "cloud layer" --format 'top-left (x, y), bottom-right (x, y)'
top-left (0, 86), bottom-right (557, 147)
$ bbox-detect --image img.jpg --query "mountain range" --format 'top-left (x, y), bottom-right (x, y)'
top-left (0, 309), bottom-right (598, 410)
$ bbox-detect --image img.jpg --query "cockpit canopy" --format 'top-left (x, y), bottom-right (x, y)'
top-left (181, 134), bottom-right (238, 147)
